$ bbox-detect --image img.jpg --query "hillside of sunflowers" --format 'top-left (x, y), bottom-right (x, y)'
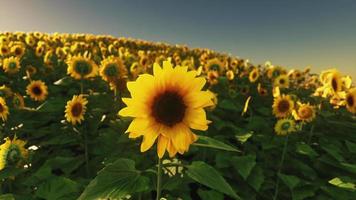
top-left (0, 32), bottom-right (355, 200)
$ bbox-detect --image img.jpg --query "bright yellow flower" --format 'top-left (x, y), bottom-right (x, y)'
top-left (273, 94), bottom-right (294, 118)
top-left (274, 74), bottom-right (290, 88)
top-left (119, 60), bottom-right (213, 158)
top-left (66, 53), bottom-right (98, 80)
top-left (26, 80), bottom-right (48, 101)
top-left (274, 118), bottom-right (296, 136)
top-left (346, 88), bottom-right (356, 114)
top-left (65, 95), bottom-right (88, 125)
top-left (249, 67), bottom-right (259, 83)
top-left (0, 97), bottom-right (9, 121)
top-left (0, 137), bottom-right (28, 170)
top-left (2, 56), bottom-right (21, 74)
top-left (100, 56), bottom-right (127, 83)
top-left (292, 102), bottom-right (316, 122)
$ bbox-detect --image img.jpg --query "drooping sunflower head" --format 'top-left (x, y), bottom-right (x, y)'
top-left (67, 53), bottom-right (98, 80)
top-left (0, 137), bottom-right (28, 171)
top-left (292, 102), bottom-right (316, 122)
top-left (119, 60), bottom-right (213, 158)
top-left (345, 88), bottom-right (356, 114)
top-left (274, 118), bottom-right (296, 136)
top-left (100, 56), bottom-right (128, 83)
top-left (274, 74), bottom-right (290, 89)
top-left (12, 93), bottom-right (25, 109)
top-left (65, 95), bottom-right (88, 125)
top-left (26, 80), bottom-right (48, 102)
top-left (249, 67), bottom-right (260, 83)
top-left (3, 56), bottom-right (21, 74)
top-left (273, 94), bottom-right (294, 118)
top-left (0, 97), bottom-right (9, 122)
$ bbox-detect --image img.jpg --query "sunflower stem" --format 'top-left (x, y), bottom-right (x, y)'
top-left (156, 158), bottom-right (163, 200)
top-left (80, 78), bottom-right (84, 94)
top-left (307, 124), bottom-right (315, 145)
top-left (273, 135), bottom-right (289, 200)
top-left (83, 127), bottom-right (89, 177)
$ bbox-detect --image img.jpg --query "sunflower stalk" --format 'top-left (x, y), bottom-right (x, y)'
top-left (156, 158), bottom-right (163, 200)
top-left (273, 135), bottom-right (289, 200)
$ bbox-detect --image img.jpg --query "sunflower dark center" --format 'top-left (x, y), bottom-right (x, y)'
top-left (279, 79), bottom-right (285, 84)
top-left (281, 122), bottom-right (291, 130)
top-left (331, 78), bottom-right (338, 91)
top-left (0, 103), bottom-right (3, 112)
top-left (104, 63), bottom-right (118, 77)
top-left (74, 60), bottom-right (92, 76)
top-left (278, 99), bottom-right (290, 113)
top-left (9, 62), bottom-right (17, 70)
top-left (299, 107), bottom-right (311, 118)
top-left (347, 95), bottom-right (354, 107)
top-left (71, 103), bottom-right (83, 117)
top-left (210, 64), bottom-right (220, 71)
top-left (7, 146), bottom-right (21, 164)
top-left (15, 48), bottom-right (22, 55)
top-left (32, 86), bottom-right (42, 96)
top-left (151, 91), bottom-right (186, 127)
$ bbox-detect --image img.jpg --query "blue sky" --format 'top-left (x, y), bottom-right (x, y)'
top-left (1, 0), bottom-right (355, 77)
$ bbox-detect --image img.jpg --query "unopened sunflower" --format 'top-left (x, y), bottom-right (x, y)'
top-left (274, 118), bottom-right (296, 136)
top-left (2, 56), bottom-right (21, 74)
top-left (65, 95), bottom-right (88, 125)
top-left (0, 97), bottom-right (9, 121)
top-left (119, 60), bottom-right (213, 158)
top-left (345, 88), bottom-right (356, 114)
top-left (292, 102), bottom-right (316, 122)
top-left (273, 94), bottom-right (294, 118)
top-left (0, 137), bottom-right (28, 170)
top-left (67, 53), bottom-right (98, 80)
top-left (26, 80), bottom-right (48, 101)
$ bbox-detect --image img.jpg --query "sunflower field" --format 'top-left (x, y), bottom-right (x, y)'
top-left (0, 32), bottom-right (355, 200)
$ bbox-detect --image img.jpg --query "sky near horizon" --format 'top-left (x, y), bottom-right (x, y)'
top-left (1, 0), bottom-right (355, 78)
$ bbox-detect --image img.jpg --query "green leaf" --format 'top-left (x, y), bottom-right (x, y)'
top-left (0, 194), bottom-right (15, 200)
top-left (219, 99), bottom-right (240, 111)
top-left (345, 141), bottom-right (356, 154)
top-left (235, 131), bottom-right (253, 144)
top-left (278, 173), bottom-right (301, 190)
top-left (296, 143), bottom-right (319, 158)
top-left (198, 189), bottom-right (224, 200)
top-left (193, 135), bottom-right (240, 152)
top-left (247, 166), bottom-right (264, 191)
top-left (329, 177), bottom-right (356, 191)
top-left (78, 158), bottom-right (149, 200)
top-left (186, 161), bottom-right (240, 199)
top-left (292, 186), bottom-right (316, 200)
top-left (35, 177), bottom-right (80, 200)
top-left (231, 154), bottom-right (256, 180)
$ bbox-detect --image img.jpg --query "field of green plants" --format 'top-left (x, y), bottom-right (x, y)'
top-left (0, 32), bottom-right (355, 200)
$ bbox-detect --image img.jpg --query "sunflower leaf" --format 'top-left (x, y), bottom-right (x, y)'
top-left (194, 135), bottom-right (240, 152)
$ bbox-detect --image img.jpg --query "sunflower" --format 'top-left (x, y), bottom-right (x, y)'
top-left (26, 80), bottom-right (48, 101)
top-left (10, 43), bottom-right (25, 58)
top-left (274, 74), bottom-right (290, 88)
top-left (119, 60), bottom-right (213, 158)
top-left (345, 88), bottom-right (356, 114)
top-left (0, 97), bottom-right (9, 121)
top-left (12, 93), bottom-right (25, 109)
top-left (292, 102), bottom-right (316, 122)
top-left (226, 70), bottom-right (235, 80)
top-left (329, 70), bottom-right (342, 93)
top-left (65, 95), bottom-right (88, 125)
top-left (100, 56), bottom-right (127, 83)
top-left (2, 56), bottom-right (21, 74)
top-left (207, 70), bottom-right (219, 85)
top-left (0, 44), bottom-right (10, 56)
top-left (204, 58), bottom-right (224, 74)
top-left (249, 67), bottom-right (260, 83)
top-left (273, 94), bottom-right (294, 118)
top-left (274, 118), bottom-right (296, 136)
top-left (66, 53), bottom-right (98, 80)
top-left (257, 83), bottom-right (268, 96)
top-left (0, 137), bottom-right (28, 170)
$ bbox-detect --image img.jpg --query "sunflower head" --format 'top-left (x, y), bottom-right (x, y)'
top-left (11, 44), bottom-right (25, 58)
top-left (274, 119), bottom-right (296, 136)
top-left (0, 44), bottom-right (10, 56)
top-left (65, 95), bottom-right (88, 125)
top-left (205, 58), bottom-right (224, 74)
top-left (226, 70), bottom-right (235, 80)
top-left (100, 56), bottom-right (128, 83)
top-left (249, 67), bottom-right (260, 83)
top-left (0, 137), bottom-right (28, 171)
top-left (293, 102), bottom-right (316, 122)
top-left (67, 53), bottom-right (98, 80)
top-left (273, 94), bottom-right (294, 118)
top-left (119, 60), bottom-right (213, 158)
top-left (3, 56), bottom-right (21, 74)
top-left (274, 74), bottom-right (290, 89)
top-left (0, 97), bottom-right (9, 121)
top-left (26, 80), bottom-right (48, 101)
top-left (346, 88), bottom-right (356, 114)
top-left (12, 93), bottom-right (25, 109)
